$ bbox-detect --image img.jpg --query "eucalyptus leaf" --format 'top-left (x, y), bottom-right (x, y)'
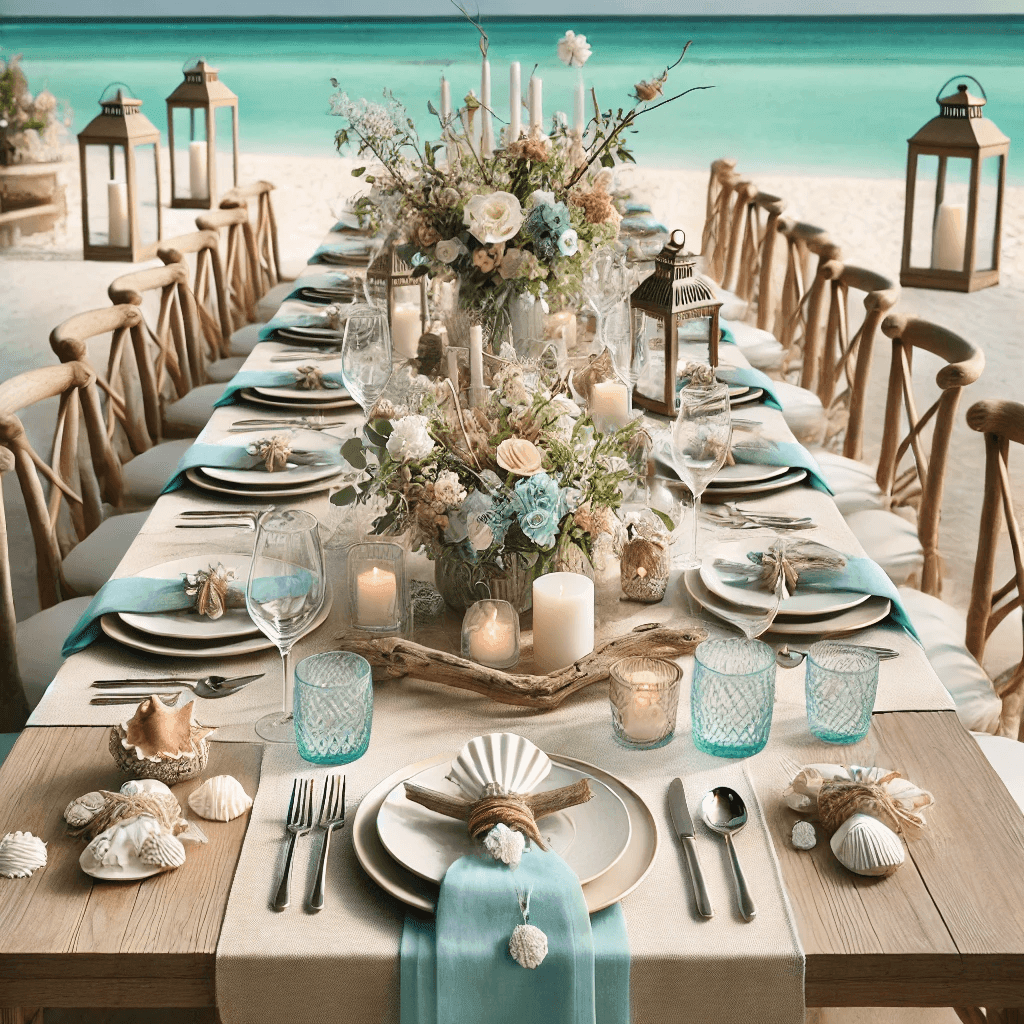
top-left (370, 418), bottom-right (394, 437)
top-left (330, 486), bottom-right (358, 506)
top-left (341, 437), bottom-right (367, 468)
top-left (651, 508), bottom-right (675, 533)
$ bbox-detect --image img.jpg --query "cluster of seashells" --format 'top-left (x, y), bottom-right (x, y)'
top-left (109, 696), bottom-right (215, 784)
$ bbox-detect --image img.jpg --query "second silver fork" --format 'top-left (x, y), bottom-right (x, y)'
top-left (309, 774), bottom-right (346, 912)
top-left (274, 777), bottom-right (313, 911)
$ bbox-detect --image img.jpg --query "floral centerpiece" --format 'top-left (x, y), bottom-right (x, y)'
top-left (0, 54), bottom-right (71, 166)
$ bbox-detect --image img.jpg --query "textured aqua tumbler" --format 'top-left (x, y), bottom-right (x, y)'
top-left (805, 642), bottom-right (879, 744)
top-left (294, 652), bottom-right (373, 764)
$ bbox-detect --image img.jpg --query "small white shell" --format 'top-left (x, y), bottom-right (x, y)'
top-left (139, 832), bottom-right (187, 870)
top-left (830, 813), bottom-right (905, 877)
top-left (0, 831), bottom-right (47, 878)
top-left (509, 923), bottom-right (548, 969)
top-left (82, 815), bottom-right (162, 872)
top-left (120, 779), bottom-right (173, 797)
top-left (64, 791), bottom-right (108, 827)
top-left (187, 775), bottom-right (253, 822)
top-left (447, 733), bottom-right (552, 799)
top-left (791, 821), bottom-right (816, 850)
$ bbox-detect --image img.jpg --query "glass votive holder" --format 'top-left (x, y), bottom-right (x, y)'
top-left (348, 541), bottom-right (407, 634)
top-left (462, 599), bottom-right (520, 669)
top-left (294, 651), bottom-right (373, 765)
top-left (691, 638), bottom-right (777, 758)
top-left (609, 657), bottom-right (682, 750)
top-left (805, 641), bottom-right (880, 744)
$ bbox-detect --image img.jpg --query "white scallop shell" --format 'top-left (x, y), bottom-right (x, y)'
top-left (64, 791), bottom-right (108, 827)
top-left (120, 779), bottom-right (173, 797)
top-left (82, 814), bottom-right (163, 877)
top-left (139, 832), bottom-right (187, 870)
top-left (0, 832), bottom-right (47, 878)
top-left (187, 775), bottom-right (253, 822)
top-left (446, 733), bottom-right (552, 799)
top-left (830, 813), bottom-right (905, 877)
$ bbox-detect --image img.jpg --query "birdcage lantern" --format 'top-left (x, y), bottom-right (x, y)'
top-left (166, 58), bottom-right (239, 209)
top-left (630, 230), bottom-right (723, 416)
top-left (901, 76), bottom-right (1009, 293)
top-left (77, 83), bottom-right (162, 261)
top-left (365, 243), bottom-right (430, 361)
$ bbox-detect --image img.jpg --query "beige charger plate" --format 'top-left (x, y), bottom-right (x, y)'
top-left (184, 466), bottom-right (346, 499)
top-left (353, 752), bottom-right (659, 915)
top-left (239, 388), bottom-right (358, 413)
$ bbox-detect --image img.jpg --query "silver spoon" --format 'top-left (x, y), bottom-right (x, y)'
top-left (91, 672), bottom-right (264, 699)
top-left (775, 644), bottom-right (899, 670)
top-left (701, 787), bottom-right (756, 921)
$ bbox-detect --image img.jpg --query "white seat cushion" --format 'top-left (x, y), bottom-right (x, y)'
top-left (256, 281), bottom-right (296, 323)
top-left (279, 258), bottom-right (306, 283)
top-left (845, 509), bottom-right (923, 587)
top-left (972, 733), bottom-right (1024, 811)
top-left (723, 319), bottom-right (784, 372)
top-left (229, 323), bottom-right (264, 357)
top-left (122, 439), bottom-right (193, 506)
top-left (16, 595), bottom-right (95, 709)
top-left (60, 510), bottom-right (150, 596)
top-left (772, 380), bottom-right (827, 447)
top-left (164, 383), bottom-right (225, 435)
top-left (899, 587), bottom-right (1001, 734)
top-left (808, 449), bottom-right (887, 516)
top-left (205, 355), bottom-right (247, 383)
top-left (704, 278), bottom-right (748, 321)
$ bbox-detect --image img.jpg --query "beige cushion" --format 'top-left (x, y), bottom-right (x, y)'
top-left (723, 319), bottom-right (784, 372)
top-left (123, 439), bottom-right (193, 506)
top-left (229, 323), bottom-right (264, 356)
top-left (772, 380), bottom-right (827, 447)
top-left (16, 595), bottom-right (95, 709)
top-left (61, 510), bottom-right (149, 596)
top-left (256, 281), bottom-right (296, 323)
top-left (809, 449), bottom-right (887, 516)
top-left (279, 258), bottom-right (306, 283)
top-left (205, 355), bottom-right (247, 383)
top-left (972, 733), bottom-right (1024, 811)
top-left (845, 508), bottom-right (923, 587)
top-left (164, 383), bottom-right (225, 435)
top-left (898, 587), bottom-right (1002, 734)
top-left (705, 278), bottom-right (747, 321)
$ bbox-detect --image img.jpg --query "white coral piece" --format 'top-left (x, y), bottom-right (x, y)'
top-left (509, 923), bottom-right (548, 969)
top-left (0, 831), bottom-right (47, 878)
top-left (483, 823), bottom-right (525, 869)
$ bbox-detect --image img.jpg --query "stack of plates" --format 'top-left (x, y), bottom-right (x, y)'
top-left (353, 752), bottom-right (659, 914)
top-left (725, 384), bottom-right (765, 407)
top-left (684, 540), bottom-right (892, 637)
top-left (319, 242), bottom-right (375, 266)
top-left (273, 324), bottom-right (343, 345)
top-left (704, 462), bottom-right (808, 501)
top-left (240, 379), bottom-right (358, 415)
top-left (298, 282), bottom-right (361, 304)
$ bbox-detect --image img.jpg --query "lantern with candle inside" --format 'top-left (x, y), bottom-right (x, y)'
top-left (165, 59), bottom-right (238, 209)
top-left (366, 242), bottom-right (429, 360)
top-left (531, 572), bottom-right (594, 674)
top-left (900, 76), bottom-right (1009, 293)
top-left (609, 657), bottom-right (682, 750)
top-left (77, 83), bottom-right (162, 262)
top-left (630, 231), bottom-right (723, 416)
top-left (347, 542), bottom-right (408, 635)
top-left (462, 599), bottom-right (520, 670)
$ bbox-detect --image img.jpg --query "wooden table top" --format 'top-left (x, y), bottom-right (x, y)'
top-left (2, 713), bottom-right (1024, 1011)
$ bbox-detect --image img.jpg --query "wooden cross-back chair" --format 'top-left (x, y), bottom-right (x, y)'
top-left (729, 189), bottom-right (787, 327)
top-left (220, 180), bottom-right (286, 298)
top-left (719, 178), bottom-right (757, 296)
top-left (700, 159), bottom-right (738, 284)
top-left (0, 445), bottom-right (29, 731)
top-left (195, 206), bottom-right (259, 329)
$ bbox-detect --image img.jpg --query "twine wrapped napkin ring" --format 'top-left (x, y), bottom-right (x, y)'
top-left (246, 435), bottom-right (292, 473)
top-left (716, 539), bottom-right (847, 595)
top-left (294, 365), bottom-right (341, 390)
top-left (182, 563), bottom-right (240, 619)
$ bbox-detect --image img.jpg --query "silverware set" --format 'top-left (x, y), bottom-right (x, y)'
top-left (775, 643), bottom-right (899, 669)
top-left (269, 351), bottom-right (341, 362)
top-left (228, 418), bottom-right (348, 432)
top-left (175, 508), bottom-right (275, 530)
top-left (274, 774), bottom-right (347, 912)
top-left (89, 672), bottom-right (263, 704)
top-left (703, 504), bottom-right (815, 530)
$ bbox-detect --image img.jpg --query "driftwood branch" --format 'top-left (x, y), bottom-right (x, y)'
top-left (335, 622), bottom-right (708, 709)
top-left (403, 778), bottom-right (593, 822)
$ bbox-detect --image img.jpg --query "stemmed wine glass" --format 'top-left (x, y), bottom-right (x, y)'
top-left (247, 509), bottom-right (327, 743)
top-left (671, 381), bottom-right (732, 569)
top-left (583, 247), bottom-right (631, 368)
top-left (341, 304), bottom-right (394, 418)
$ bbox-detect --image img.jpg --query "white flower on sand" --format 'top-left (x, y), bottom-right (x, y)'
top-left (433, 470), bottom-right (467, 510)
top-left (463, 191), bottom-right (524, 245)
top-left (385, 415), bottom-right (434, 462)
top-left (434, 238), bottom-right (464, 264)
top-left (526, 189), bottom-right (556, 209)
top-left (557, 30), bottom-right (592, 68)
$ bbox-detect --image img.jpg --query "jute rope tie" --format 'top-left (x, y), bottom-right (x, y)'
top-left (818, 772), bottom-right (926, 837)
top-left (69, 791), bottom-right (186, 841)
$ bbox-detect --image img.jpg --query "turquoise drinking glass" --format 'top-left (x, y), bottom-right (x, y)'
top-left (294, 652), bottom-right (373, 765)
top-left (691, 638), bottom-right (776, 758)
top-left (805, 642), bottom-right (879, 744)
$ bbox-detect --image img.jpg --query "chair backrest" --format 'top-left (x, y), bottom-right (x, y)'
top-left (964, 401), bottom-right (1024, 690)
top-left (720, 178), bottom-right (757, 295)
top-left (196, 206), bottom-right (258, 328)
top-left (734, 189), bottom-right (787, 326)
top-left (808, 261), bottom-right (900, 460)
top-left (0, 445), bottom-right (28, 731)
top-left (220, 180), bottom-right (283, 299)
top-left (701, 159), bottom-right (738, 284)
top-left (878, 314), bottom-right (986, 596)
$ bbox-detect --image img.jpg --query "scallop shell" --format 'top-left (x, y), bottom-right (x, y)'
top-left (109, 697), bottom-right (214, 784)
top-left (187, 775), bottom-right (253, 822)
top-left (64, 791), bottom-right (108, 827)
top-left (0, 831), bottom-right (47, 878)
top-left (138, 832), bottom-right (187, 870)
top-left (446, 733), bottom-right (552, 799)
top-left (495, 438), bottom-right (543, 477)
top-left (830, 813), bottom-right (905, 877)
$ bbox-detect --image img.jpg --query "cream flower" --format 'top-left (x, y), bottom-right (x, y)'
top-left (557, 30), bottom-right (592, 68)
top-left (496, 437), bottom-right (544, 477)
top-left (463, 191), bottom-right (524, 245)
top-left (526, 189), bottom-right (556, 209)
top-left (433, 469), bottom-right (467, 510)
top-left (385, 414), bottom-right (435, 462)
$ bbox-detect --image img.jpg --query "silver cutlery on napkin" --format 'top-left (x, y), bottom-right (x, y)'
top-left (703, 505), bottom-right (814, 530)
top-left (309, 774), bottom-right (346, 912)
top-left (702, 787), bottom-right (756, 922)
top-left (90, 692), bottom-right (181, 707)
top-left (270, 353), bottom-right (341, 362)
top-left (668, 778), bottom-right (713, 918)
top-left (176, 508), bottom-right (274, 530)
top-left (274, 777), bottom-right (314, 911)
top-left (92, 672), bottom-right (264, 699)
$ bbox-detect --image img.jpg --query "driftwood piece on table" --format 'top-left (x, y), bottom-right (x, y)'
top-left (335, 622), bottom-right (708, 709)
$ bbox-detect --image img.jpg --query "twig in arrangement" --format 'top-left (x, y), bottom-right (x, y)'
top-left (451, 0), bottom-right (488, 58)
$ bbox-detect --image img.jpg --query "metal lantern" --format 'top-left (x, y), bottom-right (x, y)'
top-left (77, 83), bottom-right (162, 262)
top-left (629, 230), bottom-right (723, 416)
top-left (365, 243), bottom-right (429, 360)
top-left (900, 76), bottom-right (1009, 292)
top-left (166, 59), bottom-right (239, 209)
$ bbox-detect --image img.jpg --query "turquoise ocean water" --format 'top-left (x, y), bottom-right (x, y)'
top-left (1, 16), bottom-right (1021, 180)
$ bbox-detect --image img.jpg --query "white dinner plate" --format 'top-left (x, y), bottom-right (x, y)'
top-left (239, 388), bottom-right (358, 413)
top-left (708, 462), bottom-right (791, 486)
top-left (729, 387), bottom-right (764, 407)
top-left (119, 553), bottom-right (258, 640)
top-left (702, 467), bottom-right (808, 502)
top-left (184, 467), bottom-right (345, 499)
top-left (377, 761), bottom-right (631, 887)
top-left (275, 325), bottom-right (343, 341)
top-left (700, 541), bottom-right (872, 618)
top-left (253, 383), bottom-right (347, 403)
top-left (201, 430), bottom-right (345, 486)
top-left (684, 568), bottom-right (891, 636)
top-left (354, 752), bottom-right (659, 915)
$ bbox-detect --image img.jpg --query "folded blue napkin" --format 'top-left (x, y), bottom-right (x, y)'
top-left (623, 201), bottom-right (652, 214)
top-left (401, 848), bottom-right (629, 1024)
top-left (619, 213), bottom-right (668, 236)
top-left (258, 307), bottom-right (339, 342)
top-left (308, 239), bottom-right (375, 265)
top-left (213, 369), bottom-right (346, 407)
top-left (731, 439), bottom-right (832, 495)
top-left (717, 324), bottom-right (784, 410)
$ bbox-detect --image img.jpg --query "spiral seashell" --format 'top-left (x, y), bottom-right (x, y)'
top-left (495, 438), bottom-right (543, 477)
top-left (830, 813), bottom-right (905, 877)
top-left (64, 791), bottom-right (107, 827)
top-left (139, 832), bottom-right (187, 871)
top-left (0, 831), bottom-right (47, 878)
top-left (187, 775), bottom-right (253, 822)
top-left (446, 733), bottom-right (552, 800)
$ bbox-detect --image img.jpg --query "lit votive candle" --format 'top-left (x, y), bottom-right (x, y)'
top-left (532, 572), bottom-right (594, 674)
top-left (463, 599), bottom-right (519, 669)
top-left (589, 379), bottom-right (631, 432)
top-left (609, 657), bottom-right (682, 750)
top-left (356, 565), bottom-right (397, 628)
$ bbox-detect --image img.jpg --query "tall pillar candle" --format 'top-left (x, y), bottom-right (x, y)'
top-left (589, 379), bottom-right (631, 431)
top-left (532, 572), bottom-right (595, 673)
top-left (392, 305), bottom-right (422, 359)
top-left (528, 74), bottom-right (543, 133)
top-left (469, 324), bottom-right (485, 390)
top-left (189, 140), bottom-right (209, 200)
top-left (107, 180), bottom-right (129, 247)
top-left (574, 77), bottom-right (586, 137)
top-left (932, 202), bottom-right (967, 272)
top-left (440, 76), bottom-right (452, 123)
top-left (509, 62), bottom-right (521, 142)
top-left (480, 58), bottom-right (494, 157)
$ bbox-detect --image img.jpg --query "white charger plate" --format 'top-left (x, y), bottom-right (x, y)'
top-left (709, 462), bottom-right (791, 486)
top-left (253, 384), bottom-right (347, 403)
top-left (202, 430), bottom-right (344, 486)
top-left (377, 761), bottom-right (631, 887)
top-left (729, 387), bottom-right (764, 407)
top-left (702, 467), bottom-right (807, 502)
top-left (184, 466), bottom-right (345, 499)
top-left (240, 388), bottom-right (358, 413)
top-left (119, 553), bottom-right (257, 640)
top-left (275, 325), bottom-right (343, 341)
top-left (354, 752), bottom-right (658, 915)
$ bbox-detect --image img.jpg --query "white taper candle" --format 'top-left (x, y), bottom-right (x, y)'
top-left (480, 59), bottom-right (494, 157)
top-left (574, 76), bottom-right (586, 136)
top-left (440, 76), bottom-right (451, 123)
top-left (529, 74), bottom-right (543, 132)
top-left (509, 61), bottom-right (521, 142)
top-left (469, 324), bottom-right (485, 390)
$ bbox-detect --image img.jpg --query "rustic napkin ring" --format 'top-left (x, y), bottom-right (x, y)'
top-left (294, 365), bottom-right (341, 390)
top-left (715, 539), bottom-right (847, 595)
top-left (678, 361), bottom-right (717, 387)
top-left (182, 562), bottom-right (242, 619)
top-left (246, 434), bottom-right (292, 473)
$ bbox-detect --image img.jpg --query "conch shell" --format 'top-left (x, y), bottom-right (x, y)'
top-left (830, 813), bottom-right (905, 877)
top-left (109, 698), bottom-right (214, 784)
top-left (183, 563), bottom-right (235, 619)
top-left (495, 437), bottom-right (543, 477)
top-left (188, 775), bottom-right (253, 822)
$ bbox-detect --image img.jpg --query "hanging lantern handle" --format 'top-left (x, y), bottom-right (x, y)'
top-left (668, 229), bottom-right (686, 251)
top-left (98, 81), bottom-right (136, 103)
top-left (935, 75), bottom-right (987, 104)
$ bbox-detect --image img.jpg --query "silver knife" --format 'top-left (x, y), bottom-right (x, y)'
top-left (669, 777), bottom-right (714, 918)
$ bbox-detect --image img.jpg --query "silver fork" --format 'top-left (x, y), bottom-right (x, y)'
top-left (274, 777), bottom-right (314, 911)
top-left (309, 774), bottom-right (346, 912)
top-left (90, 692), bottom-right (180, 706)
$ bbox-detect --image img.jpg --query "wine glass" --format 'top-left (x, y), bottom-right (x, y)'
top-left (247, 509), bottom-right (327, 743)
top-left (671, 381), bottom-right (732, 569)
top-left (341, 304), bottom-right (394, 417)
top-left (583, 247), bottom-right (631, 368)
top-left (711, 569), bottom-right (787, 640)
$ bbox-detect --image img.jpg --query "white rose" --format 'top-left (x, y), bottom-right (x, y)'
top-left (463, 191), bottom-right (524, 245)
top-left (526, 189), bottom-right (556, 209)
top-left (434, 238), bottom-right (463, 264)
top-left (557, 30), bottom-right (592, 68)
top-left (467, 515), bottom-right (494, 551)
top-left (551, 394), bottom-right (581, 418)
top-left (385, 415), bottom-right (435, 462)
top-left (434, 469), bottom-right (467, 510)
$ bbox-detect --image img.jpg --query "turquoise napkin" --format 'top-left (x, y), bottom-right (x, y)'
top-left (623, 201), bottom-right (652, 214)
top-left (308, 239), bottom-right (375, 265)
top-left (717, 324), bottom-right (784, 410)
top-left (620, 213), bottom-right (667, 236)
top-left (213, 369), bottom-right (346, 407)
top-left (731, 439), bottom-right (832, 495)
top-left (401, 848), bottom-right (629, 1024)
top-left (258, 307), bottom-right (339, 342)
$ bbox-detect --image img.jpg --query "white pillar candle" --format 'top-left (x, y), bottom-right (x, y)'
top-left (574, 77), bottom-right (586, 137)
top-left (480, 58), bottom-right (494, 157)
top-left (509, 62), bottom-right (521, 142)
top-left (356, 565), bottom-right (397, 628)
top-left (529, 74), bottom-right (543, 133)
top-left (469, 324), bottom-right (485, 390)
top-left (189, 140), bottom-right (209, 200)
top-left (447, 347), bottom-right (460, 386)
top-left (392, 305), bottom-right (421, 359)
top-left (107, 180), bottom-right (129, 248)
top-left (589, 379), bottom-right (631, 431)
top-left (469, 607), bottom-right (517, 667)
top-left (532, 572), bottom-right (594, 673)
top-left (440, 76), bottom-right (452, 123)
top-left (932, 202), bottom-right (967, 272)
